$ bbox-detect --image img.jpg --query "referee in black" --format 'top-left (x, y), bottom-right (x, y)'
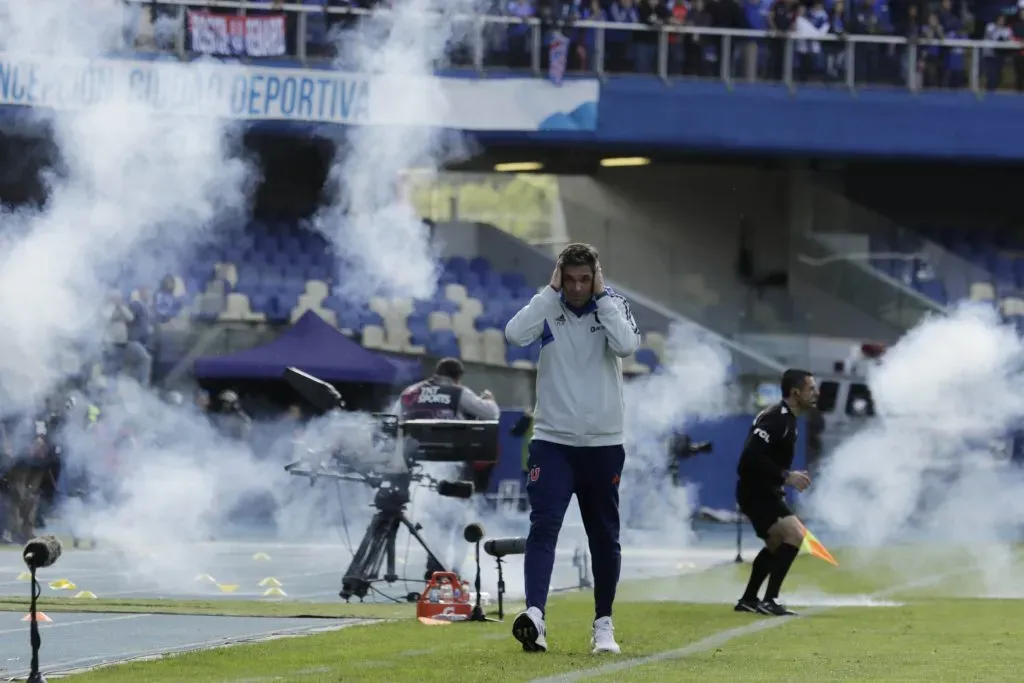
top-left (734, 369), bottom-right (818, 617)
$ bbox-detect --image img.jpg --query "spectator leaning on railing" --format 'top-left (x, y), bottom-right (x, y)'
top-left (636, 0), bottom-right (670, 73)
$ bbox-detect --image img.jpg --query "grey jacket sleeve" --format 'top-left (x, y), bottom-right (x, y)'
top-left (459, 388), bottom-right (500, 420)
top-left (597, 291), bottom-right (642, 357)
top-left (505, 286), bottom-right (562, 347)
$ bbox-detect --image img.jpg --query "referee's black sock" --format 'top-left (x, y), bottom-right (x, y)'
top-left (741, 547), bottom-right (774, 601)
top-left (763, 542), bottom-right (799, 601)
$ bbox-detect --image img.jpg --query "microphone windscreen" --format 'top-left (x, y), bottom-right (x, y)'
top-left (437, 480), bottom-right (474, 499)
top-left (463, 523), bottom-right (485, 543)
top-left (484, 537), bottom-right (527, 557)
top-left (22, 535), bottom-right (62, 569)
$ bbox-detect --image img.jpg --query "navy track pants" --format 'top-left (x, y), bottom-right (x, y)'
top-left (523, 439), bottom-right (625, 620)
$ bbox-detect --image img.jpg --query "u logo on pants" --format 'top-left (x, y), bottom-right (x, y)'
top-left (523, 440), bottom-right (625, 619)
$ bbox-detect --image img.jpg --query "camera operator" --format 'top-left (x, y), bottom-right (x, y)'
top-left (392, 358), bottom-right (498, 573)
top-left (394, 357), bottom-right (499, 421)
top-left (211, 389), bottom-right (253, 442)
top-left (393, 358), bottom-right (499, 492)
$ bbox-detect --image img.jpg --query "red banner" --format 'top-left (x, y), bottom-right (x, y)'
top-left (187, 10), bottom-right (286, 58)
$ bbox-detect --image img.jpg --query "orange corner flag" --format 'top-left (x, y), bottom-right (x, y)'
top-left (798, 523), bottom-right (839, 567)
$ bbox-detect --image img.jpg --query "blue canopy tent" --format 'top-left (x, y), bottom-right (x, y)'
top-left (194, 310), bottom-right (421, 385)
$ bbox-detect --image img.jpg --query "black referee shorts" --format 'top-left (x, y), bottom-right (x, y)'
top-left (736, 484), bottom-right (793, 541)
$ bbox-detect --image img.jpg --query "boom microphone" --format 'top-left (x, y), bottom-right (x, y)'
top-left (437, 480), bottom-right (474, 499)
top-left (484, 537), bottom-right (527, 558)
top-left (23, 535), bottom-right (62, 570)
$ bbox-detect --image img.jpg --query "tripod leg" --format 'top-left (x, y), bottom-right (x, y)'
top-left (398, 513), bottom-right (448, 576)
top-left (341, 510), bottom-right (401, 600)
top-left (384, 518), bottom-right (400, 583)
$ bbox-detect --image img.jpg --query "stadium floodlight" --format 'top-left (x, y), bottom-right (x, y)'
top-left (599, 156), bottom-right (650, 168)
top-left (494, 162), bottom-right (543, 172)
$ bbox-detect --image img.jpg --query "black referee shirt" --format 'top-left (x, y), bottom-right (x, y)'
top-left (737, 401), bottom-right (797, 493)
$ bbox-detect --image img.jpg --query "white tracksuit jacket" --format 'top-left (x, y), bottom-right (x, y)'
top-left (504, 286), bottom-right (641, 448)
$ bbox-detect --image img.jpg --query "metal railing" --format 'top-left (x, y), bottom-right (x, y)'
top-left (118, 0), bottom-right (1024, 95)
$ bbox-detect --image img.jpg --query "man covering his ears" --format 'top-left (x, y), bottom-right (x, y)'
top-left (504, 242), bottom-right (641, 655)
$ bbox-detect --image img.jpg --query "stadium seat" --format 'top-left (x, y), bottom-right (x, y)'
top-left (507, 346), bottom-right (534, 369)
top-left (460, 297), bottom-right (484, 318)
top-left (304, 279), bottom-right (329, 304)
top-left (970, 282), bottom-right (995, 302)
top-left (450, 310), bottom-right (476, 338)
top-left (445, 283), bottom-right (468, 305)
top-left (220, 293), bottom-right (267, 323)
top-left (1002, 297), bottom-right (1024, 317)
top-left (194, 293), bottom-right (226, 321)
top-left (428, 311), bottom-right (453, 331)
top-left (370, 297), bottom-right (391, 318)
top-left (644, 332), bottom-right (666, 361)
top-left (459, 330), bottom-right (484, 363)
top-left (452, 311), bottom-right (475, 337)
top-left (635, 348), bottom-right (661, 373)
top-left (390, 298), bottom-right (414, 317)
top-left (480, 329), bottom-right (506, 366)
top-left (383, 316), bottom-right (411, 351)
top-left (362, 325), bottom-right (386, 349)
top-left (214, 263), bottom-right (239, 288)
top-left (427, 330), bottom-right (460, 357)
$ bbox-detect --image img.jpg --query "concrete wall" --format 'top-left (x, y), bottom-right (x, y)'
top-left (555, 165), bottom-right (905, 343)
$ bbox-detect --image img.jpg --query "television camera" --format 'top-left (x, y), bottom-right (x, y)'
top-left (281, 368), bottom-right (500, 601)
top-left (667, 433), bottom-right (713, 487)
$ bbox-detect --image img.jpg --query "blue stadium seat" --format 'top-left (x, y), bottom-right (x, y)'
top-left (434, 298), bottom-right (459, 315)
top-left (635, 349), bottom-right (660, 372)
top-left (474, 314), bottom-right (496, 332)
top-left (412, 299), bottom-right (435, 317)
top-left (503, 272), bottom-right (527, 290)
top-left (446, 257), bottom-right (469, 277)
top-left (407, 314), bottom-right (430, 339)
top-left (462, 272), bottom-right (482, 291)
top-left (250, 293), bottom-right (271, 313)
top-left (265, 296), bottom-right (292, 323)
top-left (427, 330), bottom-right (460, 357)
top-left (481, 270), bottom-right (504, 289)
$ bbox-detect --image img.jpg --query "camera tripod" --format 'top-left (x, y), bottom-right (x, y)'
top-left (340, 472), bottom-right (449, 601)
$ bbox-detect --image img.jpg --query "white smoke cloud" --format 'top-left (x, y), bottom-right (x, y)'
top-left (0, 1), bottom-right (284, 589)
top-left (805, 303), bottom-right (1024, 593)
top-left (619, 321), bottom-right (736, 545)
top-left (315, 0), bottom-right (483, 303)
top-left (0, 2), bottom-right (251, 409)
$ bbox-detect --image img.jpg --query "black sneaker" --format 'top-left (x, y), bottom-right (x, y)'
top-left (733, 597), bottom-right (760, 613)
top-left (756, 599), bottom-right (796, 616)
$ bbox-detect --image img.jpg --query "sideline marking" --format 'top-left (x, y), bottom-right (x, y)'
top-left (15, 619), bottom-right (378, 679)
top-left (0, 613), bottom-right (147, 636)
top-left (530, 569), bottom-right (968, 683)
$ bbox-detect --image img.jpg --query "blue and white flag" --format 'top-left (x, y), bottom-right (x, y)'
top-left (548, 31), bottom-right (569, 86)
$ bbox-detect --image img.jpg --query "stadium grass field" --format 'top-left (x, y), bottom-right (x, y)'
top-left (34, 546), bottom-right (1024, 681)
